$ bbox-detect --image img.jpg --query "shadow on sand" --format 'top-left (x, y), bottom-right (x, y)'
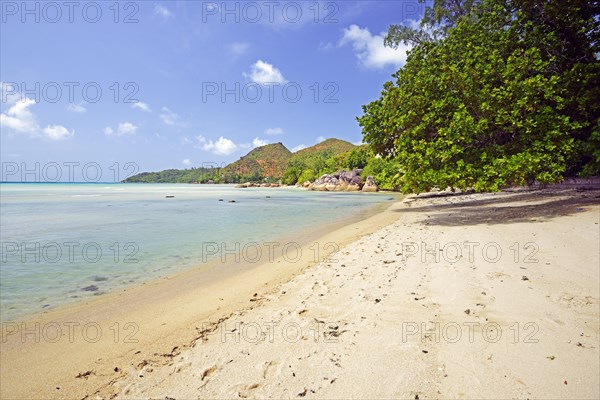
top-left (396, 189), bottom-right (600, 227)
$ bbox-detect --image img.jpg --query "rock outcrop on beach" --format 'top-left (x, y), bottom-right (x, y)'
top-left (362, 175), bottom-right (379, 192)
top-left (308, 169), bottom-right (378, 192)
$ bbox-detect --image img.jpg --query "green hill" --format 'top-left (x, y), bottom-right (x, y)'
top-left (123, 138), bottom-right (358, 184)
top-left (221, 142), bottom-right (292, 182)
top-left (293, 138), bottom-right (356, 158)
top-left (123, 167), bottom-right (217, 183)
top-left (282, 138), bottom-right (357, 185)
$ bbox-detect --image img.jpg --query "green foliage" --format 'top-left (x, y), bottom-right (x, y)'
top-left (282, 139), bottom-right (357, 184)
top-left (346, 146), bottom-right (370, 169)
top-left (360, 0), bottom-right (599, 193)
top-left (221, 143), bottom-right (292, 183)
top-left (362, 157), bottom-right (401, 191)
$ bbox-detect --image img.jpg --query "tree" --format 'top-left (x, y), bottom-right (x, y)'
top-left (360, 0), bottom-right (599, 193)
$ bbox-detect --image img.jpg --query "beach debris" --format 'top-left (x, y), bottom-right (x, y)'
top-left (521, 275), bottom-right (529, 281)
top-left (547, 355), bottom-right (556, 360)
top-left (75, 370), bottom-right (94, 379)
top-left (201, 366), bottom-right (217, 380)
top-left (422, 350), bottom-right (428, 354)
top-left (374, 298), bottom-right (381, 303)
top-left (564, 380), bottom-right (568, 385)
top-left (464, 309), bottom-right (471, 315)
top-left (298, 388), bottom-right (308, 397)
top-left (383, 260), bottom-right (395, 264)
top-left (165, 195), bottom-right (175, 198)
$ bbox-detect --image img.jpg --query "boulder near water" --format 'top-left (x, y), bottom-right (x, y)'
top-left (310, 169), bottom-right (365, 191)
top-left (362, 175), bottom-right (379, 192)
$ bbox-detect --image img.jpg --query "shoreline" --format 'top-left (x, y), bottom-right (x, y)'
top-left (115, 187), bottom-right (599, 399)
top-left (0, 193), bottom-right (404, 399)
top-left (0, 183), bottom-right (398, 323)
top-left (2, 188), bottom-right (598, 399)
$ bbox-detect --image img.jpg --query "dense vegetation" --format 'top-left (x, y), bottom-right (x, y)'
top-left (125, 138), bottom-right (400, 190)
top-left (221, 143), bottom-right (292, 183)
top-left (124, 167), bottom-right (219, 183)
top-left (359, 0), bottom-right (599, 193)
top-left (281, 139), bottom-right (356, 185)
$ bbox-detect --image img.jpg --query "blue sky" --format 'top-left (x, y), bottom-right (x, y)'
top-left (1, 1), bottom-right (423, 181)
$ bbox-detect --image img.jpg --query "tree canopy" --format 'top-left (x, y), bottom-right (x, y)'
top-left (360, 0), bottom-right (599, 193)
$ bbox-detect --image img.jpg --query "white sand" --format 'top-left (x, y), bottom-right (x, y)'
top-left (116, 189), bottom-right (599, 399)
top-left (2, 189), bottom-right (598, 399)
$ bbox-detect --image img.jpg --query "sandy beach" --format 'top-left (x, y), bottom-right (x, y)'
top-left (1, 188), bottom-right (599, 399)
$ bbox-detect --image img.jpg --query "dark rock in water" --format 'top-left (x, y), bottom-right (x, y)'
top-left (165, 195), bottom-right (175, 198)
top-left (82, 285), bottom-right (99, 292)
top-left (229, 200), bottom-right (236, 203)
top-left (266, 196), bottom-right (271, 198)
top-left (91, 275), bottom-right (108, 282)
top-left (218, 199), bottom-right (224, 201)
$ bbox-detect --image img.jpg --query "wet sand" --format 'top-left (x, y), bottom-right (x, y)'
top-left (1, 188), bottom-right (599, 399)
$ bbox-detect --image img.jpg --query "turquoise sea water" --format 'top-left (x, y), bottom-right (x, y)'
top-left (0, 183), bottom-right (393, 321)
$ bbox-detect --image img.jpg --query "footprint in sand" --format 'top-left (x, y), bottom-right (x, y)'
top-left (197, 365), bottom-right (218, 389)
top-left (262, 360), bottom-right (279, 379)
top-left (238, 383), bottom-right (260, 398)
top-left (555, 293), bottom-right (596, 309)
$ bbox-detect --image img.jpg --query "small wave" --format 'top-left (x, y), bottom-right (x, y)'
top-left (71, 194), bottom-right (101, 197)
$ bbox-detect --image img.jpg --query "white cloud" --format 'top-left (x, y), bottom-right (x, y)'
top-left (182, 158), bottom-right (193, 167)
top-left (118, 122), bottom-right (138, 135)
top-left (104, 122), bottom-right (138, 137)
top-left (160, 107), bottom-right (178, 125)
top-left (1, 92), bottom-right (75, 141)
top-left (229, 42), bottom-right (250, 56)
top-left (339, 24), bottom-right (411, 69)
top-left (243, 60), bottom-right (287, 85)
top-left (252, 137), bottom-right (268, 147)
top-left (43, 125), bottom-right (74, 140)
top-left (154, 4), bottom-right (173, 18)
top-left (0, 97), bottom-right (39, 134)
top-left (265, 127), bottom-right (283, 136)
top-left (132, 101), bottom-right (151, 112)
top-left (316, 136), bottom-right (326, 143)
top-left (199, 136), bottom-right (238, 155)
top-left (291, 144), bottom-right (307, 152)
top-left (67, 102), bottom-right (86, 113)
